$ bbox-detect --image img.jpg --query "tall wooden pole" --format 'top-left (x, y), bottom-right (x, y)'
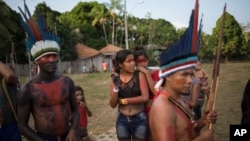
top-left (124, 0), bottom-right (129, 50)
top-left (206, 3), bottom-right (227, 130)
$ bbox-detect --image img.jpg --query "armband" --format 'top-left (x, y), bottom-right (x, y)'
top-left (113, 87), bottom-right (119, 93)
top-left (120, 99), bottom-right (128, 105)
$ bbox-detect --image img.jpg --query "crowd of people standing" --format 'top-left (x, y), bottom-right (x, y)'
top-left (4, 1), bottom-right (250, 141)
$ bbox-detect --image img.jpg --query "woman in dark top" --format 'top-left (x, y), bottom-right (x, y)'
top-left (241, 79), bottom-right (250, 124)
top-left (109, 50), bottom-right (149, 141)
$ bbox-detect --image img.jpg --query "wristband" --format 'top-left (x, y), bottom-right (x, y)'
top-left (113, 87), bottom-right (119, 93)
top-left (120, 99), bottom-right (128, 105)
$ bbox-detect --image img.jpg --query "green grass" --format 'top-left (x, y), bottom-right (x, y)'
top-left (18, 62), bottom-right (250, 141)
top-left (202, 62), bottom-right (250, 141)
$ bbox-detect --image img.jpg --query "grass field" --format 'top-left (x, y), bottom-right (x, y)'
top-left (18, 62), bottom-right (250, 141)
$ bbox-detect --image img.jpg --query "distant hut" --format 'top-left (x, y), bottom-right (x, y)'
top-left (76, 43), bottom-right (101, 60)
top-left (99, 44), bottom-right (124, 71)
top-left (74, 43), bottom-right (102, 73)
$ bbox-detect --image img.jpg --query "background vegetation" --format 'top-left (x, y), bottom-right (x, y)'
top-left (1, 0), bottom-right (250, 64)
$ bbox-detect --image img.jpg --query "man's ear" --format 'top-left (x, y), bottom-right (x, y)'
top-left (34, 60), bottom-right (39, 65)
top-left (166, 75), bottom-right (172, 82)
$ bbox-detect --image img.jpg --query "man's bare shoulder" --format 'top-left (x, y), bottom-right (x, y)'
top-left (56, 74), bottom-right (72, 81)
top-left (20, 76), bottom-right (37, 90)
top-left (150, 94), bottom-right (176, 117)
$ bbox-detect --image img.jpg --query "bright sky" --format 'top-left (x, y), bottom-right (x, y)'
top-left (5, 0), bottom-right (250, 34)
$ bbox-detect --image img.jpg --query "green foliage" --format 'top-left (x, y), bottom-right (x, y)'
top-left (2, 1), bottom-right (250, 63)
top-left (59, 28), bottom-right (76, 61)
top-left (149, 19), bottom-right (178, 46)
top-left (211, 12), bottom-right (247, 61)
top-left (198, 33), bottom-right (214, 60)
top-left (147, 50), bottom-right (160, 66)
top-left (0, 1), bottom-right (26, 62)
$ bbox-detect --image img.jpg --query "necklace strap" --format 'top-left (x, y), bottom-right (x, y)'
top-left (168, 96), bottom-right (193, 120)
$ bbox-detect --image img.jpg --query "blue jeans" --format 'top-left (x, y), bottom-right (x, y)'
top-left (0, 122), bottom-right (21, 141)
top-left (37, 131), bottom-right (67, 141)
top-left (116, 111), bottom-right (148, 140)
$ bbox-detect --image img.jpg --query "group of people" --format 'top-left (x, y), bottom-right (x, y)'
top-left (109, 45), bottom-right (217, 141)
top-left (0, 2), bottom-right (247, 141)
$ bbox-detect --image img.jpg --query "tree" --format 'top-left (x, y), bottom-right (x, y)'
top-left (90, 4), bottom-right (109, 45)
top-left (105, 0), bottom-right (123, 46)
top-left (0, 0), bottom-right (12, 51)
top-left (198, 33), bottom-right (213, 60)
top-left (0, 0), bottom-right (26, 63)
top-left (241, 23), bottom-right (250, 57)
top-left (211, 12), bottom-right (247, 62)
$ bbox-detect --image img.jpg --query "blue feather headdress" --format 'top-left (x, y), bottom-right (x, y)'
top-left (18, 4), bottom-right (60, 61)
top-left (155, 0), bottom-right (202, 89)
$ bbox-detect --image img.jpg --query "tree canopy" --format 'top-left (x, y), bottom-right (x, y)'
top-left (210, 12), bottom-right (247, 61)
top-left (1, 0), bottom-right (249, 63)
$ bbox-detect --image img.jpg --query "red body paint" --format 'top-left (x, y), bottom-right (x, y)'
top-left (165, 126), bottom-right (176, 141)
top-left (31, 76), bottom-right (70, 135)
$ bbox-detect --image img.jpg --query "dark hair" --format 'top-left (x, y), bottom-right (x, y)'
top-left (112, 50), bottom-right (133, 73)
top-left (75, 85), bottom-right (84, 93)
top-left (75, 85), bottom-right (86, 102)
top-left (133, 45), bottom-right (148, 61)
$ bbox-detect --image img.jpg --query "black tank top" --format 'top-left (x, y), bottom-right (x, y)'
top-left (118, 71), bottom-right (141, 98)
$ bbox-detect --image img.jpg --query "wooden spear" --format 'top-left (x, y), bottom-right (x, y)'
top-left (206, 3), bottom-right (227, 130)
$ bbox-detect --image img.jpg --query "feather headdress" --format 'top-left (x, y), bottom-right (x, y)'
top-left (18, 4), bottom-right (60, 61)
top-left (155, 0), bottom-right (202, 89)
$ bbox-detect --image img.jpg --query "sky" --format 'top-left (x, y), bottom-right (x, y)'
top-left (5, 0), bottom-right (250, 34)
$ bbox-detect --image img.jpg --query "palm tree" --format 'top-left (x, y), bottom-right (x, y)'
top-left (90, 4), bottom-right (109, 45)
top-left (107, 0), bottom-right (123, 45)
top-left (99, 17), bottom-right (108, 45)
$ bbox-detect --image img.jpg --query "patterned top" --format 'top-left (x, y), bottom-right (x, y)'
top-left (118, 71), bottom-right (141, 98)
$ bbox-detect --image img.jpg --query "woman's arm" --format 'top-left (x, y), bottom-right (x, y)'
top-left (137, 66), bottom-right (157, 94)
top-left (109, 80), bottom-right (119, 108)
top-left (0, 61), bottom-right (18, 84)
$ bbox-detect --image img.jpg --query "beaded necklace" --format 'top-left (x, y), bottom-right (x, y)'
top-left (168, 96), bottom-right (195, 123)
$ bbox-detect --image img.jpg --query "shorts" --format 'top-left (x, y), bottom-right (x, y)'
top-left (0, 122), bottom-right (21, 141)
top-left (116, 111), bottom-right (148, 140)
top-left (36, 131), bottom-right (67, 141)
